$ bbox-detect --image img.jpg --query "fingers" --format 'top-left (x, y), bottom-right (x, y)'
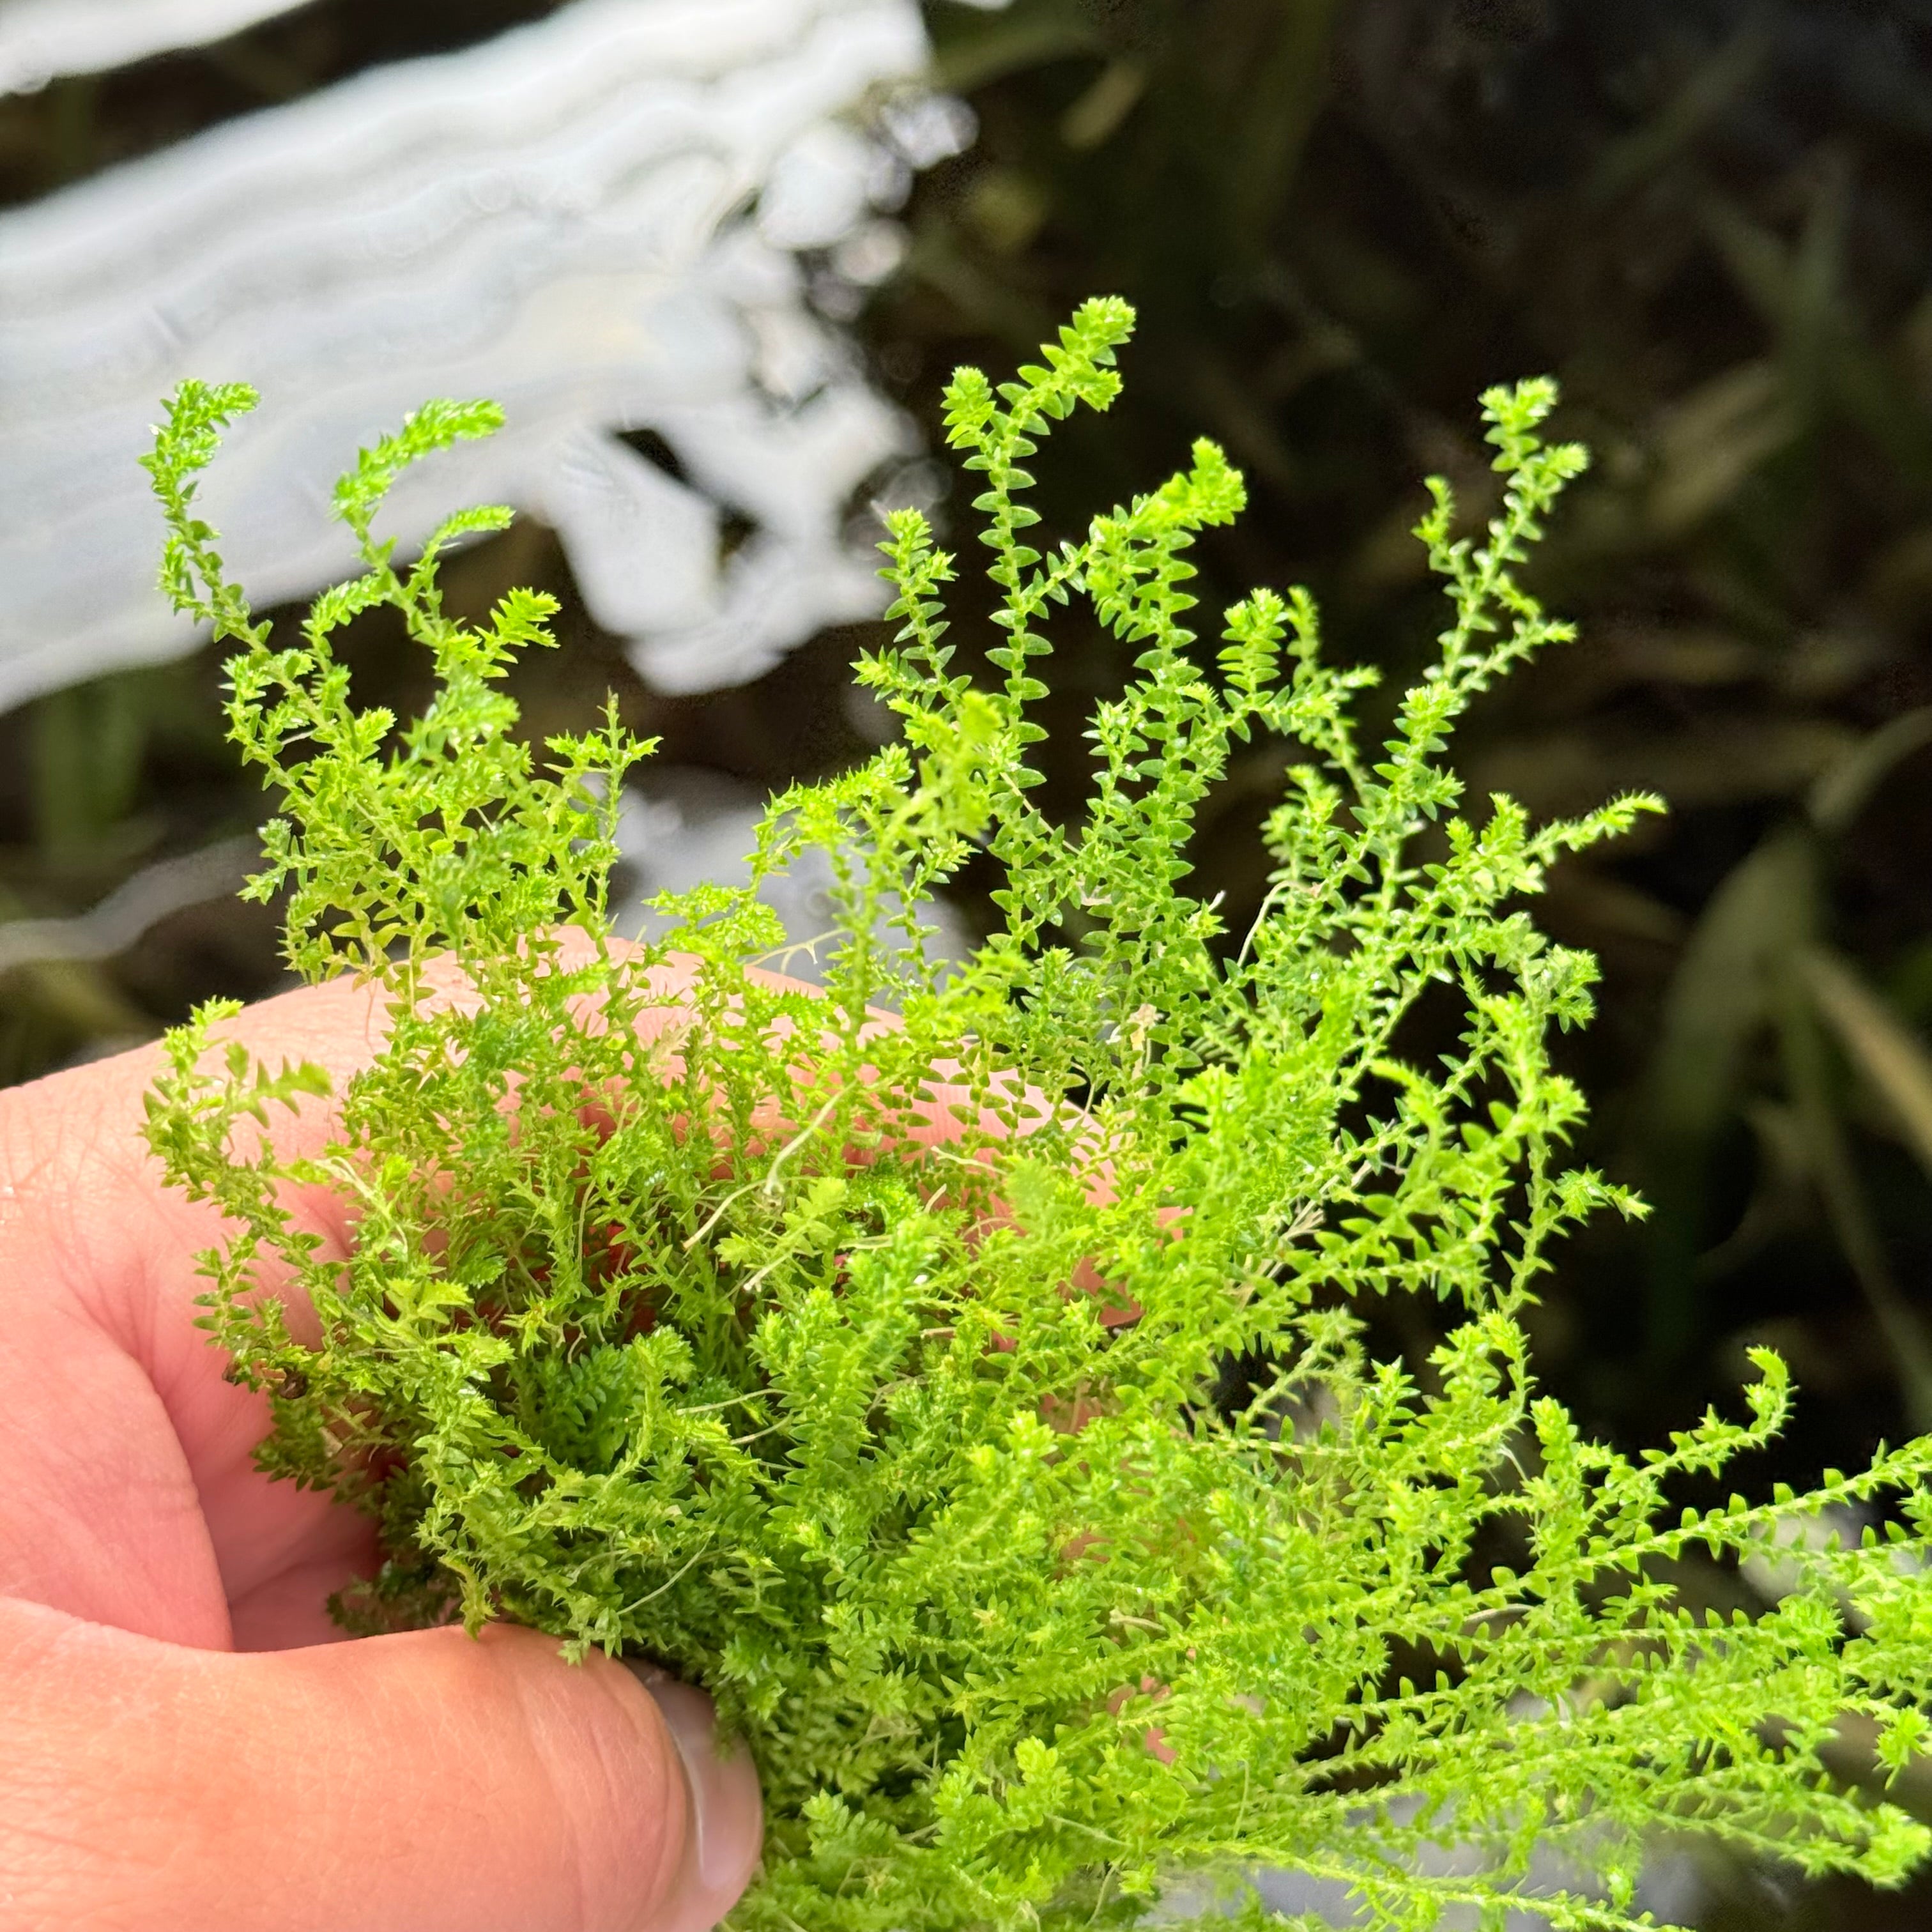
top-left (624, 1667), bottom-right (767, 1932)
top-left (0, 1599), bottom-right (762, 1932)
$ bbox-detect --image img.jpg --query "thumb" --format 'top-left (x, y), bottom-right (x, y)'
top-left (0, 1598), bottom-right (762, 1932)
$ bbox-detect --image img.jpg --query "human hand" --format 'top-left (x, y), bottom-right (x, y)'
top-left (0, 974), bottom-right (762, 1932)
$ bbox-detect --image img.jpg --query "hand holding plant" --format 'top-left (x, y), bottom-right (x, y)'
top-left (0, 969), bottom-right (762, 1932)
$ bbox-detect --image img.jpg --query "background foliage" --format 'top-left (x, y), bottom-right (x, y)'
top-left (4, 2), bottom-right (1932, 1923)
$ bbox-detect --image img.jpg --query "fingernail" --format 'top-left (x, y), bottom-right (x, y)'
top-left (627, 1663), bottom-right (763, 1899)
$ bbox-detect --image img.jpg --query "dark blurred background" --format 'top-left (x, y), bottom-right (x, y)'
top-left (4, 3), bottom-right (1932, 1922)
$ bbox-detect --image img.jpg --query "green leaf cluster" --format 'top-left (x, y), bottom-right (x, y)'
top-left (141, 302), bottom-right (1932, 1932)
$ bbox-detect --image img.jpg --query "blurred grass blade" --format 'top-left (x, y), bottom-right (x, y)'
top-left (1059, 59), bottom-right (1146, 151)
top-left (1586, 22), bottom-right (1770, 204)
top-left (1807, 706), bottom-right (1932, 836)
top-left (932, 5), bottom-right (1099, 93)
top-left (1648, 358), bottom-right (1798, 535)
top-left (1778, 969), bottom-right (1932, 1434)
top-left (1801, 946), bottom-right (1932, 1181)
top-left (1634, 826), bottom-right (1816, 1363)
top-left (1225, 0), bottom-right (1345, 259)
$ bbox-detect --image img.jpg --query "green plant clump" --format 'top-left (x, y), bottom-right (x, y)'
top-left (142, 300), bottom-right (1932, 1932)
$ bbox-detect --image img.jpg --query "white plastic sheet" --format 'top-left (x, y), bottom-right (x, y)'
top-left (0, 0), bottom-right (310, 93)
top-left (617, 770), bottom-right (971, 982)
top-left (0, 0), bottom-right (988, 712)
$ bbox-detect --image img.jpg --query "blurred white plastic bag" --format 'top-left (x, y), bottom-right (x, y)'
top-left (0, 0), bottom-right (987, 710)
top-left (0, 0), bottom-right (310, 92)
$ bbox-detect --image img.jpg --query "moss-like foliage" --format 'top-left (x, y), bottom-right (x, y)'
top-left (142, 302), bottom-right (1932, 1932)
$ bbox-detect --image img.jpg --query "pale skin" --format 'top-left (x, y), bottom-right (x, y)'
top-left (0, 968), bottom-right (764, 1932)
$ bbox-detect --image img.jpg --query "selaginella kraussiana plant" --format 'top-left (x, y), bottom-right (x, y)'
top-left (141, 298), bottom-right (1932, 1932)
